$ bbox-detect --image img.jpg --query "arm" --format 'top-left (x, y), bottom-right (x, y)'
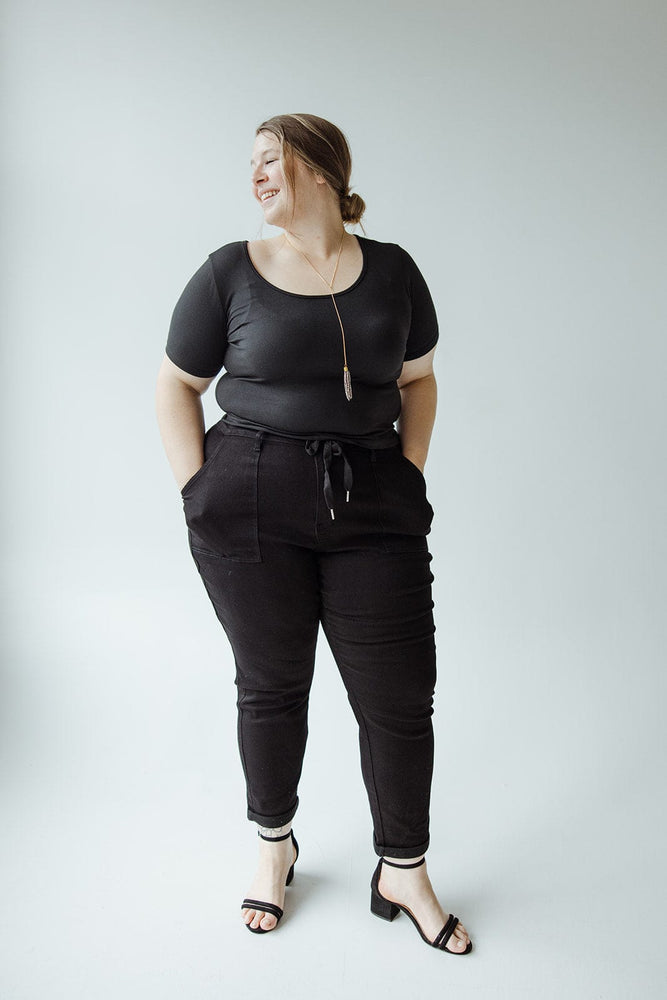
top-left (155, 354), bottom-right (215, 491)
top-left (396, 346), bottom-right (437, 474)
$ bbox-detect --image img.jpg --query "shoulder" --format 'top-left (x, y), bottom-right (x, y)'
top-left (206, 241), bottom-right (252, 306)
top-left (357, 237), bottom-right (426, 284)
top-left (208, 240), bottom-right (247, 266)
top-left (357, 235), bottom-right (405, 258)
top-left (358, 236), bottom-right (420, 267)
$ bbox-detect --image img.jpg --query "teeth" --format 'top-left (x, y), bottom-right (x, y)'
top-left (260, 190), bottom-right (278, 201)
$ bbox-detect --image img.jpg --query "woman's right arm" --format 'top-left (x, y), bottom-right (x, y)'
top-left (156, 354), bottom-right (215, 491)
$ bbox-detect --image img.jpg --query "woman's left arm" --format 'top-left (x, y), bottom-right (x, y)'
top-left (396, 346), bottom-right (437, 474)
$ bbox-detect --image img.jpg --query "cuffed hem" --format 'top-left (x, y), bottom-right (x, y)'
top-left (373, 832), bottom-right (430, 859)
top-left (247, 796), bottom-right (299, 829)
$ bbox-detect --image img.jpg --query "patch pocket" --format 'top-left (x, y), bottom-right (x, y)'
top-left (372, 447), bottom-right (434, 550)
top-left (181, 429), bottom-right (261, 563)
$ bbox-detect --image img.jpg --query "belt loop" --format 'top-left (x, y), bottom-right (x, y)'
top-left (254, 431), bottom-right (264, 452)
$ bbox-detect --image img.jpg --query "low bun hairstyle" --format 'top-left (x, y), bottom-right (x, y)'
top-left (340, 191), bottom-right (366, 225)
top-left (256, 113), bottom-right (366, 225)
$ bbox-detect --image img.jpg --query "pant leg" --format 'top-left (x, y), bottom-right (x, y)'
top-left (319, 544), bottom-right (437, 858)
top-left (191, 544), bottom-right (320, 826)
top-left (183, 425), bottom-right (322, 827)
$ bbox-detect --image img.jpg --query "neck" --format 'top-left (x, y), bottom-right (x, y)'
top-left (282, 205), bottom-right (346, 260)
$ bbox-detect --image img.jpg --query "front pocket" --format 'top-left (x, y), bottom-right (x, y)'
top-left (180, 423), bottom-right (228, 499)
top-left (180, 461), bottom-right (208, 497)
top-left (398, 452), bottom-right (427, 484)
top-left (372, 447), bottom-right (434, 549)
top-left (182, 429), bottom-right (262, 562)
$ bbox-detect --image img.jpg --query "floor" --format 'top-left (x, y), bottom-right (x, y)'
top-left (1, 552), bottom-right (664, 1000)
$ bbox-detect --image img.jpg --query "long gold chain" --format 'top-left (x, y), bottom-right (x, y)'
top-left (283, 231), bottom-right (353, 401)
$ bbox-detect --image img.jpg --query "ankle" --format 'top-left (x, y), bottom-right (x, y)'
top-left (257, 823), bottom-right (292, 841)
top-left (383, 855), bottom-right (425, 869)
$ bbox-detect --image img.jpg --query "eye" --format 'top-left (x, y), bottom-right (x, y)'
top-left (265, 158), bottom-right (277, 164)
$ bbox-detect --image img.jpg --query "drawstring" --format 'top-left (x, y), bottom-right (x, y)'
top-left (305, 439), bottom-right (353, 520)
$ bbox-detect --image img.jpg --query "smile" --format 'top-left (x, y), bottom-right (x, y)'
top-left (259, 189), bottom-right (279, 202)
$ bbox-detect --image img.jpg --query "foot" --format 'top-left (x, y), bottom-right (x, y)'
top-left (241, 829), bottom-right (298, 932)
top-left (379, 857), bottom-right (471, 953)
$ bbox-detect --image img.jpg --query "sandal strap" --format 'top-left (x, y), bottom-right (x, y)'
top-left (241, 899), bottom-right (284, 921)
top-left (433, 913), bottom-right (459, 950)
top-left (382, 857), bottom-right (426, 870)
top-left (258, 830), bottom-right (292, 843)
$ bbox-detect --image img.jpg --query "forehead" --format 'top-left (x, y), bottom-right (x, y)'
top-left (251, 131), bottom-right (281, 165)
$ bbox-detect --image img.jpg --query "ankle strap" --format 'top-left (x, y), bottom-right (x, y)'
top-left (258, 830), bottom-right (292, 843)
top-left (382, 857), bottom-right (426, 870)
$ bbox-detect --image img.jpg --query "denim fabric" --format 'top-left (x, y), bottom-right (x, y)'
top-left (182, 420), bottom-right (437, 858)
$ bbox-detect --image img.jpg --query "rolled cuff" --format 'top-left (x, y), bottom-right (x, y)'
top-left (247, 796), bottom-right (299, 829)
top-left (373, 832), bottom-right (430, 859)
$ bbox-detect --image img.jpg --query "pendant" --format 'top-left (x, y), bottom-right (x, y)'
top-left (343, 366), bottom-right (353, 402)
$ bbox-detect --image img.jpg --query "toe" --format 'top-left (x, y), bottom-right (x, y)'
top-left (449, 924), bottom-right (470, 952)
top-left (243, 907), bottom-right (278, 932)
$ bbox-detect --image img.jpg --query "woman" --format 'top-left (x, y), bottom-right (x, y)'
top-left (155, 114), bottom-right (471, 954)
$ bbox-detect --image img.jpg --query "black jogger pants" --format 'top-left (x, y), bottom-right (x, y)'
top-left (181, 419), bottom-right (437, 858)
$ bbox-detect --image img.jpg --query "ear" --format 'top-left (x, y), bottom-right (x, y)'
top-left (314, 173), bottom-right (328, 185)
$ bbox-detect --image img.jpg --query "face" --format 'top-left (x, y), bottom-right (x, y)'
top-left (250, 131), bottom-right (287, 224)
top-left (250, 130), bottom-right (322, 227)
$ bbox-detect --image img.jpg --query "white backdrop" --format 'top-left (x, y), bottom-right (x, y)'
top-left (2, 2), bottom-right (666, 998)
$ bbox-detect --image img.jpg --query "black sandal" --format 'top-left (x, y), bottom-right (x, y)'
top-left (370, 857), bottom-right (472, 954)
top-left (241, 830), bottom-right (299, 934)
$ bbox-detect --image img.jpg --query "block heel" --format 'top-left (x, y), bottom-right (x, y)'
top-left (371, 889), bottom-right (400, 921)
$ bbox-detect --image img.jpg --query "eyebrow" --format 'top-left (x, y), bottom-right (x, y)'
top-left (250, 147), bottom-right (280, 167)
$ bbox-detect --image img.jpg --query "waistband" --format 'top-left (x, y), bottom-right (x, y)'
top-left (217, 418), bottom-right (400, 456)
top-left (216, 419), bottom-right (401, 519)
top-left (220, 414), bottom-right (400, 450)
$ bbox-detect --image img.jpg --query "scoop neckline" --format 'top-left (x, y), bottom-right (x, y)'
top-left (242, 235), bottom-right (367, 299)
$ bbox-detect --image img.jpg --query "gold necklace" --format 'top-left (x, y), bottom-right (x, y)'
top-left (283, 231), bottom-right (353, 401)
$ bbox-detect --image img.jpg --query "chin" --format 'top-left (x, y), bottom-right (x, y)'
top-left (264, 210), bottom-right (287, 229)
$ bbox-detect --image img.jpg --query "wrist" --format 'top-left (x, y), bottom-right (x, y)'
top-left (177, 461), bottom-right (204, 492)
top-left (401, 450), bottom-right (426, 474)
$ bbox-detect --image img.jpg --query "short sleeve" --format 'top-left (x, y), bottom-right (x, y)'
top-left (165, 259), bottom-right (226, 378)
top-left (401, 250), bottom-right (439, 362)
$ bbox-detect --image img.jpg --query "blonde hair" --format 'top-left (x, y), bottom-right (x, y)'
top-left (256, 113), bottom-right (366, 225)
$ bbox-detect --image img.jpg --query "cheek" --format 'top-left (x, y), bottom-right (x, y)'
top-left (272, 164), bottom-right (286, 187)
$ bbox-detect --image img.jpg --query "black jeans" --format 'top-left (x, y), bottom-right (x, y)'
top-left (181, 420), bottom-right (437, 858)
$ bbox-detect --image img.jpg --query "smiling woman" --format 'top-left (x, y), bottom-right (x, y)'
top-left (251, 114), bottom-right (366, 229)
top-left (155, 112), bottom-right (472, 955)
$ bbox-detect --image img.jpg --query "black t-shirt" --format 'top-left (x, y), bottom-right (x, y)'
top-left (166, 236), bottom-right (439, 447)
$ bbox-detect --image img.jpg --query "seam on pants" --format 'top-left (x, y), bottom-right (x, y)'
top-left (236, 688), bottom-right (253, 813)
top-left (312, 448), bottom-right (321, 543)
top-left (345, 686), bottom-right (386, 851)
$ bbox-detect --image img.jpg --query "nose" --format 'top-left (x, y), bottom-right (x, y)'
top-left (251, 162), bottom-right (268, 186)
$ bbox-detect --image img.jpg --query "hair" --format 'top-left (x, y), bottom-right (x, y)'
top-left (255, 113), bottom-right (366, 225)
